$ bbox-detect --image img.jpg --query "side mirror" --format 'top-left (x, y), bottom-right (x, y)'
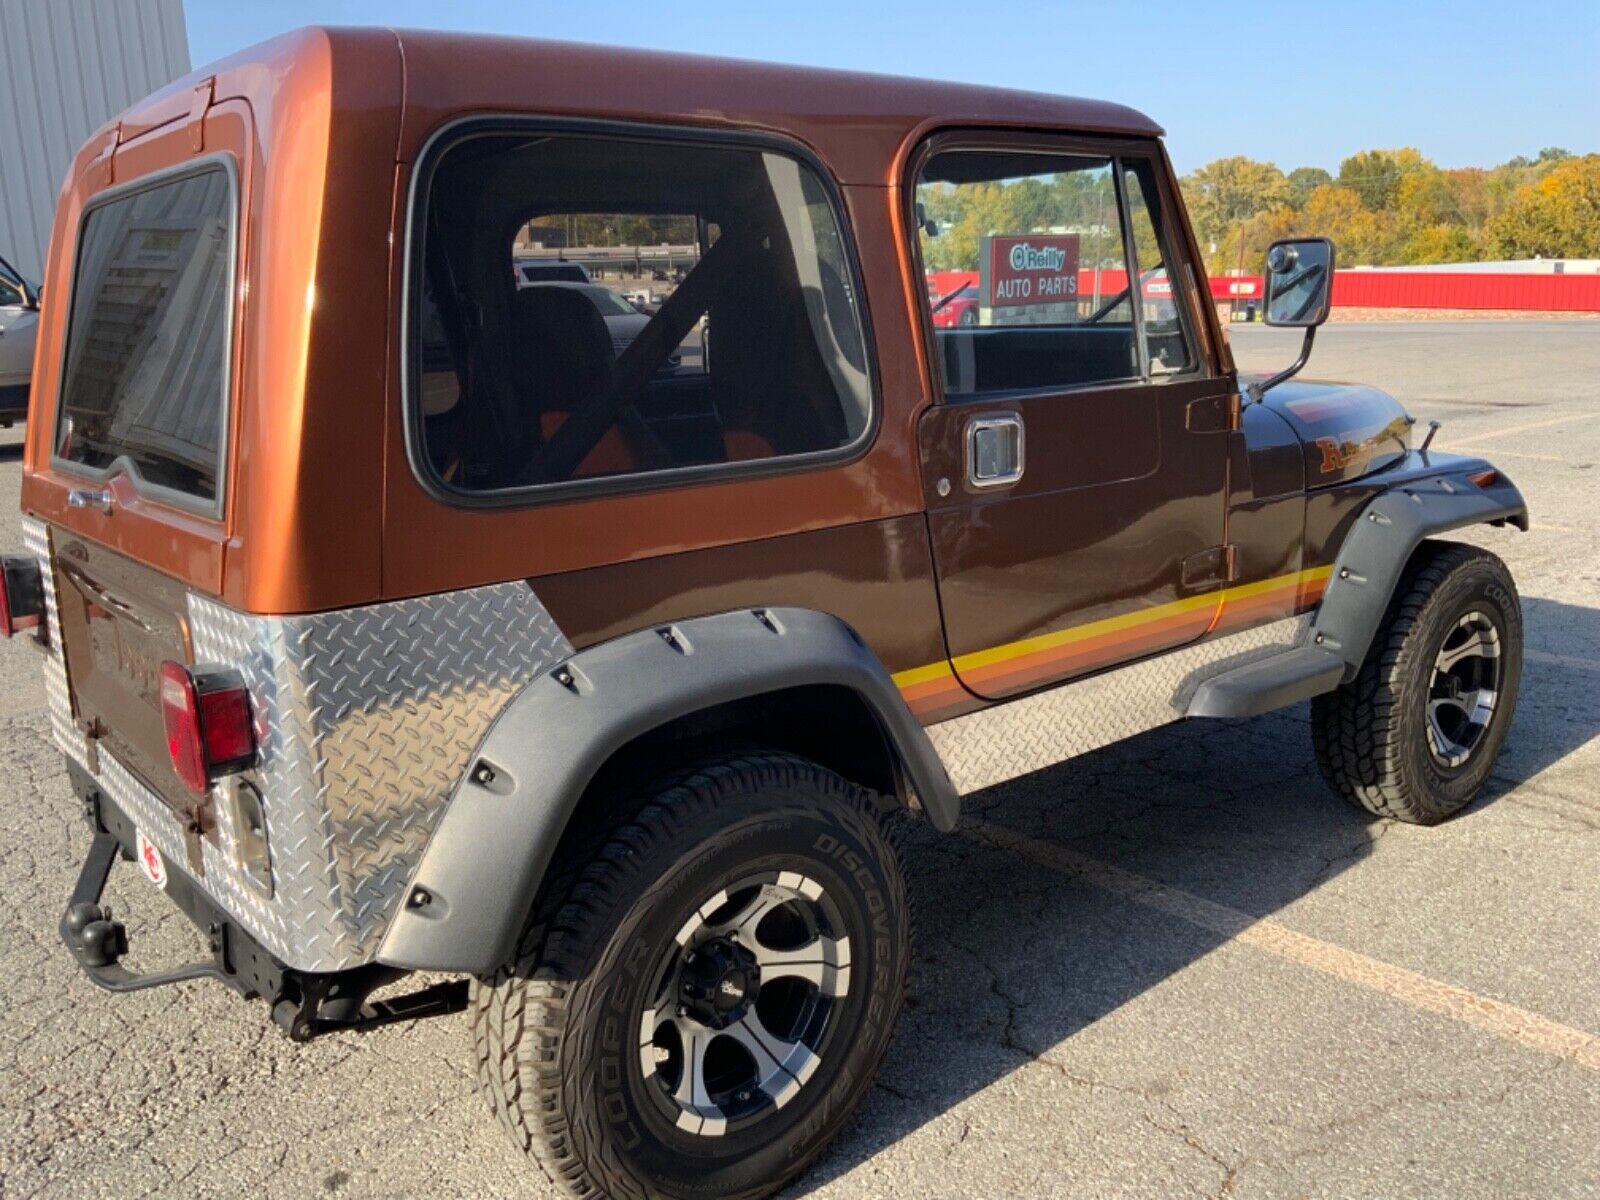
top-left (1263, 237), bottom-right (1335, 327)
top-left (1248, 237), bottom-right (1336, 403)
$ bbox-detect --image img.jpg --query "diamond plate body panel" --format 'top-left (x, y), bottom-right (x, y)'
top-left (23, 518), bottom-right (572, 974)
top-left (928, 616), bottom-right (1311, 794)
top-left (22, 518), bottom-right (89, 766)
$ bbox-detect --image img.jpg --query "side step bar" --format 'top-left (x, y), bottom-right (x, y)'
top-left (1186, 646), bottom-right (1346, 719)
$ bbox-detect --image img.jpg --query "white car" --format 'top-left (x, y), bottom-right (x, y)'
top-left (0, 254), bottom-right (39, 426)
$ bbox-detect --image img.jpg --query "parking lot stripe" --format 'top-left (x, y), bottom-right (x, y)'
top-left (1448, 412), bottom-right (1593, 449)
top-left (971, 822), bottom-right (1600, 1073)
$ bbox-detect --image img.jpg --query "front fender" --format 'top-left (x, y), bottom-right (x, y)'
top-left (1310, 454), bottom-right (1528, 681)
top-left (377, 606), bottom-right (957, 974)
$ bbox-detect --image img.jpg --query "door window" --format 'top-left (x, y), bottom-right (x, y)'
top-left (1122, 161), bottom-right (1195, 375)
top-left (915, 147), bottom-right (1197, 398)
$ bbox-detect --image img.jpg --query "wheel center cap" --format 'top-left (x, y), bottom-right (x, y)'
top-left (681, 938), bottom-right (760, 1028)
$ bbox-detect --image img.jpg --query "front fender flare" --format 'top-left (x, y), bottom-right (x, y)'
top-left (377, 606), bottom-right (957, 974)
top-left (1310, 465), bottom-right (1527, 682)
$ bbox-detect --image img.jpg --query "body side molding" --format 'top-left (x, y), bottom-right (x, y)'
top-left (379, 607), bottom-right (958, 974)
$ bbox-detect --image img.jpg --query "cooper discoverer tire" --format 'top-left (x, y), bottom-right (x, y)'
top-left (471, 751), bottom-right (911, 1200)
top-left (1312, 540), bottom-right (1522, 824)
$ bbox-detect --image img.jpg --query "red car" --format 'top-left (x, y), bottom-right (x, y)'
top-left (929, 282), bottom-right (979, 326)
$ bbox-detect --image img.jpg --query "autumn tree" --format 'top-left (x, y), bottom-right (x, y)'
top-left (1487, 154), bottom-right (1600, 258)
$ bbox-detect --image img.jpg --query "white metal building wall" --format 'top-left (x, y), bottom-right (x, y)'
top-left (0, 0), bottom-right (190, 281)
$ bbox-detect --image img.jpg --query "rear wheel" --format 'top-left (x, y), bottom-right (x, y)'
top-left (1312, 541), bottom-right (1522, 824)
top-left (472, 752), bottom-right (910, 1200)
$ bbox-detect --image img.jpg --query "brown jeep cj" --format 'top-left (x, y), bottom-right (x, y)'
top-left (5, 27), bottom-right (1527, 1200)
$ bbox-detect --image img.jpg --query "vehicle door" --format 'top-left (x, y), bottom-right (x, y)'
top-left (911, 133), bottom-right (1233, 701)
top-left (0, 254), bottom-right (39, 395)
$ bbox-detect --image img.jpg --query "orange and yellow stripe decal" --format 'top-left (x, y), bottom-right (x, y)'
top-left (892, 565), bottom-right (1332, 719)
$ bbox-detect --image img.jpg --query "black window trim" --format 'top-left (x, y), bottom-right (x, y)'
top-left (903, 129), bottom-right (1208, 407)
top-left (400, 114), bottom-right (882, 511)
top-left (49, 154), bottom-right (240, 519)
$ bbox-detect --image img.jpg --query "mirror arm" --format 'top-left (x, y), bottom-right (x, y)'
top-left (1246, 325), bottom-right (1316, 404)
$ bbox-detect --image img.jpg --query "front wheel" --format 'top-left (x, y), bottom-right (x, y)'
top-left (1312, 541), bottom-right (1522, 824)
top-left (472, 752), bottom-right (911, 1200)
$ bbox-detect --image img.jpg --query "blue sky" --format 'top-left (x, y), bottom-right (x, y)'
top-left (185, 1), bottom-right (1598, 174)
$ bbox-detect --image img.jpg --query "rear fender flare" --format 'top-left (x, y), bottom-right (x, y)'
top-left (1310, 468), bottom-right (1527, 682)
top-left (377, 606), bottom-right (957, 974)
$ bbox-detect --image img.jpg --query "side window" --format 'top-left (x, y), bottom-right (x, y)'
top-left (916, 150), bottom-right (1135, 396)
top-left (1122, 161), bottom-right (1196, 375)
top-left (0, 276), bottom-right (20, 307)
top-left (412, 132), bottom-right (872, 496)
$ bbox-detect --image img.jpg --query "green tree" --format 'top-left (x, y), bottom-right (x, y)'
top-left (1181, 157), bottom-right (1291, 263)
top-left (1287, 166), bottom-right (1333, 207)
top-left (1337, 148), bottom-right (1427, 211)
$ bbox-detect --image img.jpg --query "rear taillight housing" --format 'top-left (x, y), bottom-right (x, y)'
top-left (158, 662), bottom-right (256, 794)
top-left (0, 555), bottom-right (45, 639)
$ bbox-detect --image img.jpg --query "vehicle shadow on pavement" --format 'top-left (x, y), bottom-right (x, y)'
top-left (794, 595), bottom-right (1600, 1194)
top-left (787, 705), bottom-right (1374, 1193)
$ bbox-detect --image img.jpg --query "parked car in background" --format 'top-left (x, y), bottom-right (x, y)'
top-left (520, 281), bottom-right (681, 367)
top-left (513, 257), bottom-right (592, 284)
top-left (0, 253), bottom-right (39, 426)
top-left (928, 279), bottom-right (980, 326)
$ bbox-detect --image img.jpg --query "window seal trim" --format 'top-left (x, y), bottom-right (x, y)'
top-left (399, 114), bottom-right (881, 511)
top-left (48, 154), bottom-right (240, 520)
top-left (902, 130), bottom-right (1208, 407)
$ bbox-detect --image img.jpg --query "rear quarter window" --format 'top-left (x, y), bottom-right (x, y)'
top-left (54, 163), bottom-right (236, 511)
top-left (407, 124), bottom-right (874, 502)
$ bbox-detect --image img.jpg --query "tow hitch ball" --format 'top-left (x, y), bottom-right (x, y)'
top-left (63, 902), bottom-right (129, 967)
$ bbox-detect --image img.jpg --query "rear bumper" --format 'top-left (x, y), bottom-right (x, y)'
top-left (61, 761), bottom-right (292, 1003)
top-left (59, 762), bottom-right (466, 1039)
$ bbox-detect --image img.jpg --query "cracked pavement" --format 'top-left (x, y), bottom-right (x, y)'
top-left (2, 321), bottom-right (1599, 1198)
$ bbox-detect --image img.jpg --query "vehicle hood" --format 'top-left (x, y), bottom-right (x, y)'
top-left (1248, 376), bottom-right (1414, 488)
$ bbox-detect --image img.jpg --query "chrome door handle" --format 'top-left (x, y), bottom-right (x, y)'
top-left (68, 488), bottom-right (114, 513)
top-left (965, 413), bottom-right (1025, 488)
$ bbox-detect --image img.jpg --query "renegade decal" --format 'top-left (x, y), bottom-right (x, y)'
top-left (893, 566), bottom-right (1331, 719)
top-left (1315, 418), bottom-right (1412, 475)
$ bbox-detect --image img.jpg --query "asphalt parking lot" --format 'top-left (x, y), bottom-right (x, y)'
top-left (2, 321), bottom-right (1597, 1199)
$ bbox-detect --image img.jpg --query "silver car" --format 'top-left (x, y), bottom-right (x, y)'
top-left (0, 253), bottom-right (40, 426)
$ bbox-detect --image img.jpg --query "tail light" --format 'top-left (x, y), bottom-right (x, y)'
top-left (158, 662), bottom-right (256, 794)
top-left (0, 555), bottom-right (45, 639)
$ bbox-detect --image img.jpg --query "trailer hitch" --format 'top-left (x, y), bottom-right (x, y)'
top-left (59, 831), bottom-right (234, 993)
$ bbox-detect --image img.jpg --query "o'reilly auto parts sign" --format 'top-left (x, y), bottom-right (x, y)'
top-left (981, 233), bottom-right (1080, 308)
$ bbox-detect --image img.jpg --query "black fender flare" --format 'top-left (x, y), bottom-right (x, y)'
top-left (377, 606), bottom-right (958, 974)
top-left (1309, 464), bottom-right (1528, 683)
